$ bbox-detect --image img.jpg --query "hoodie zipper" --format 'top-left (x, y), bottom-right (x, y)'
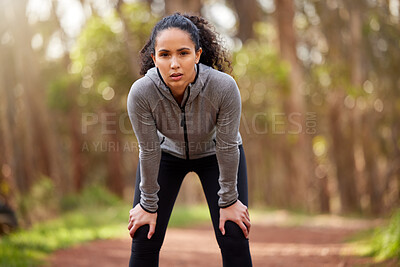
top-left (167, 86), bottom-right (190, 160)
top-left (180, 107), bottom-right (189, 160)
top-left (180, 88), bottom-right (190, 160)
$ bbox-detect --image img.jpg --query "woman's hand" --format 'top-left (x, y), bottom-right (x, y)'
top-left (219, 199), bottom-right (251, 238)
top-left (128, 204), bottom-right (157, 239)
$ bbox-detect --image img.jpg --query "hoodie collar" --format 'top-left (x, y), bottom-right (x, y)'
top-left (145, 63), bottom-right (211, 106)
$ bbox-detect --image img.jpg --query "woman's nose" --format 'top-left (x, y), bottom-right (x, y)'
top-left (170, 56), bottom-right (179, 69)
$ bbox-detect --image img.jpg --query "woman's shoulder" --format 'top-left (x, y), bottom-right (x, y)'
top-left (130, 75), bottom-right (155, 92)
top-left (206, 67), bottom-right (239, 93)
top-left (127, 77), bottom-right (159, 112)
top-left (200, 67), bottom-right (240, 105)
top-left (207, 67), bottom-right (237, 84)
top-left (128, 74), bottom-right (157, 100)
top-left (207, 66), bottom-right (234, 80)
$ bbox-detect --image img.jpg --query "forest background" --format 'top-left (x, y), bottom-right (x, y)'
top-left (1, 0), bottom-right (400, 231)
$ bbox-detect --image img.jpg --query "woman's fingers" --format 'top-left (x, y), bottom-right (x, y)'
top-left (129, 223), bottom-right (140, 238)
top-left (219, 218), bottom-right (226, 235)
top-left (148, 222), bottom-right (156, 239)
top-left (238, 206), bottom-right (251, 238)
top-left (243, 216), bottom-right (251, 234)
top-left (127, 219), bottom-right (133, 230)
top-left (237, 220), bottom-right (249, 238)
top-left (244, 211), bottom-right (250, 221)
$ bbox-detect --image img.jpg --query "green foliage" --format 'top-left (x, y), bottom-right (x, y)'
top-left (348, 209), bottom-right (400, 263)
top-left (121, 3), bottom-right (158, 44)
top-left (69, 2), bottom-right (158, 111)
top-left (16, 176), bottom-right (60, 225)
top-left (60, 184), bottom-right (122, 211)
top-left (369, 209), bottom-right (400, 261)
top-left (233, 39), bottom-right (289, 114)
top-left (232, 39), bottom-right (290, 146)
top-left (46, 72), bottom-right (81, 112)
top-left (69, 15), bottom-right (121, 109)
top-left (168, 205), bottom-right (210, 228)
top-left (1, 185), bottom-right (127, 267)
top-left (0, 203), bottom-right (130, 267)
top-left (0, 246), bottom-right (44, 267)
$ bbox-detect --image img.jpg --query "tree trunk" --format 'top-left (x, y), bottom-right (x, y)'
top-left (315, 0), bottom-right (362, 214)
top-left (229, 0), bottom-right (260, 43)
top-left (348, 0), bottom-right (381, 215)
top-left (0, 40), bottom-right (18, 209)
top-left (70, 108), bottom-right (85, 192)
top-left (318, 175), bottom-right (331, 213)
top-left (164, 0), bottom-right (202, 15)
top-left (329, 95), bottom-right (361, 213)
top-left (361, 114), bottom-right (382, 214)
top-left (145, 0), bottom-right (152, 9)
top-left (11, 0), bottom-right (66, 192)
top-left (105, 107), bottom-right (124, 197)
top-left (275, 0), bottom-right (317, 212)
top-left (349, 2), bottom-right (364, 86)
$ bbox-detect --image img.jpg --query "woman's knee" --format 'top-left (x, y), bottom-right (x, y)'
top-left (131, 225), bottom-right (163, 254)
top-left (217, 221), bottom-right (249, 250)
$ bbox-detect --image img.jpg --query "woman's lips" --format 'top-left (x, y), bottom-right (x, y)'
top-left (170, 73), bottom-right (183, 81)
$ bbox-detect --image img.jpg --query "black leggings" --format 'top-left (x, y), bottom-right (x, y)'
top-left (129, 145), bottom-right (252, 267)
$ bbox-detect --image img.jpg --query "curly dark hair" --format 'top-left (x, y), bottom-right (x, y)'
top-left (139, 13), bottom-right (232, 75)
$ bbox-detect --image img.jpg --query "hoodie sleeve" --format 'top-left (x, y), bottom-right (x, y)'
top-left (127, 80), bottom-right (161, 213)
top-left (215, 76), bottom-right (241, 208)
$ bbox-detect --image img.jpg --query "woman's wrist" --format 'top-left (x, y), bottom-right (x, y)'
top-left (219, 199), bottom-right (238, 209)
top-left (140, 203), bottom-right (158, 213)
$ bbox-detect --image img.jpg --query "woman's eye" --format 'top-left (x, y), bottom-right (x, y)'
top-left (160, 53), bottom-right (169, 57)
top-left (180, 52), bottom-right (188, 55)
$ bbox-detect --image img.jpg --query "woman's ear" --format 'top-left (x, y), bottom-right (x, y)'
top-left (151, 53), bottom-right (157, 67)
top-left (195, 48), bottom-right (202, 64)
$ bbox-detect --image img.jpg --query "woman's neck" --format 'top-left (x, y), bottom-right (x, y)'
top-left (171, 88), bottom-right (185, 106)
top-left (168, 65), bottom-right (198, 105)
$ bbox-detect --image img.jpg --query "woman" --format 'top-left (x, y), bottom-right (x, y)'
top-left (127, 13), bottom-right (252, 267)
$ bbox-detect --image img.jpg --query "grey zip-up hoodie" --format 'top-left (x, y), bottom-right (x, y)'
top-left (127, 63), bottom-right (242, 212)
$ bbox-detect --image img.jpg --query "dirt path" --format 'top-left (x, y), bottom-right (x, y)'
top-left (42, 213), bottom-right (398, 267)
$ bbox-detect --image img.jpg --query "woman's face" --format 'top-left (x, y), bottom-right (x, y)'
top-left (151, 28), bottom-right (202, 93)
